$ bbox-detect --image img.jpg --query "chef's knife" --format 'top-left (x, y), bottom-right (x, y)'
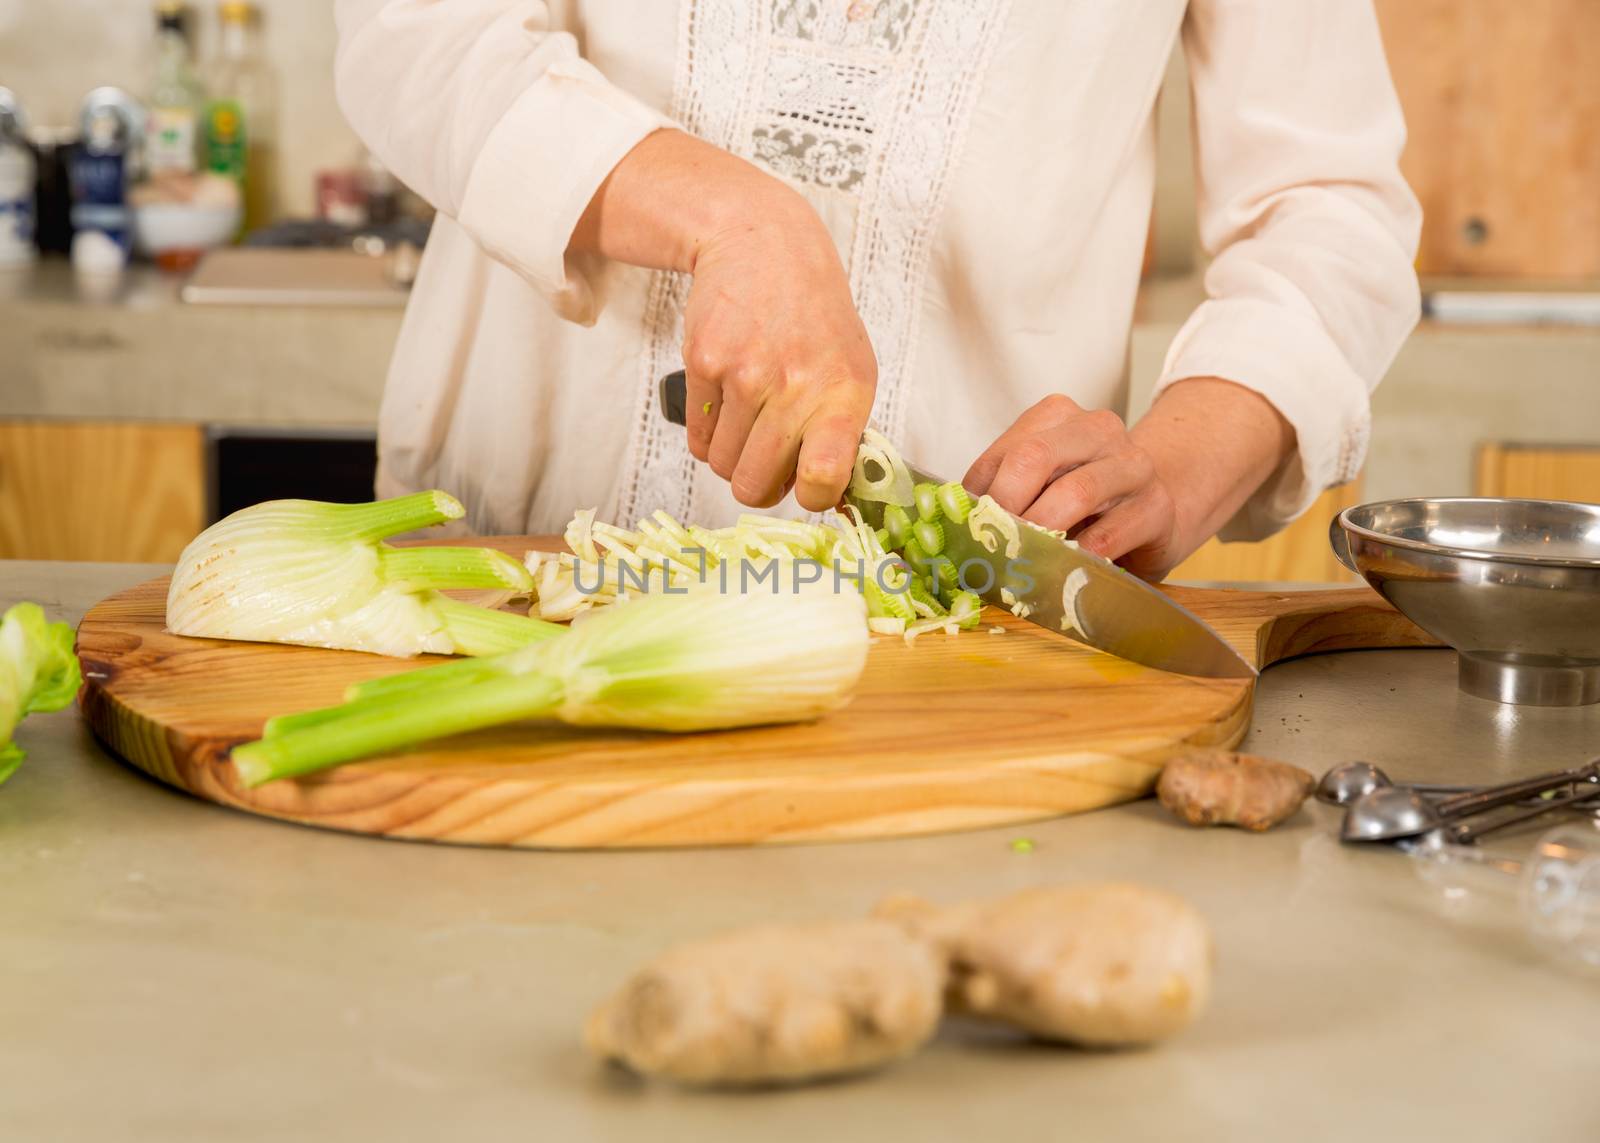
top-left (658, 370), bottom-right (1255, 679)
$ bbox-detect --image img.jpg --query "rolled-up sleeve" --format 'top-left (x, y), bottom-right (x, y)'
top-left (1160, 0), bottom-right (1422, 539)
top-left (334, 0), bottom-right (676, 323)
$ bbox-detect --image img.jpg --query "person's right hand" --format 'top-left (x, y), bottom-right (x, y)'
top-left (680, 192), bottom-right (877, 512)
top-left (570, 130), bottom-right (876, 513)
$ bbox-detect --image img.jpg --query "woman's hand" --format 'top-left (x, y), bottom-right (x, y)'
top-left (965, 396), bottom-right (1182, 576)
top-left (965, 379), bottom-right (1294, 580)
top-left (680, 199), bottom-right (876, 512)
top-left (571, 130), bottom-right (875, 512)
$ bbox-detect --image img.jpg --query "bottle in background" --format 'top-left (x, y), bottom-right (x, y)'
top-left (30, 126), bottom-right (78, 257)
top-left (70, 88), bottom-right (139, 268)
top-left (204, 0), bottom-right (277, 234)
top-left (0, 88), bottom-right (38, 265)
top-left (147, 1), bottom-right (204, 178)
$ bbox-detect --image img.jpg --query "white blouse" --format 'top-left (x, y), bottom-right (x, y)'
top-left (334, 0), bottom-right (1421, 540)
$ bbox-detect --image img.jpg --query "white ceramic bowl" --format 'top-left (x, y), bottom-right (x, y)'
top-left (133, 202), bottom-right (242, 257)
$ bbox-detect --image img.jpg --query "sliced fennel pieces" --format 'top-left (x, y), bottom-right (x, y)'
top-left (167, 491), bottom-right (560, 658)
top-left (231, 584), bottom-right (870, 786)
top-left (966, 495), bottom-right (1022, 559)
top-left (1058, 567), bottom-right (1091, 637)
top-left (529, 433), bottom-right (999, 642)
top-left (0, 602), bottom-right (81, 785)
top-left (847, 429), bottom-right (915, 507)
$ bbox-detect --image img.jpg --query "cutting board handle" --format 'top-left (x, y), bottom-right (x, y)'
top-left (1163, 585), bottom-right (1441, 670)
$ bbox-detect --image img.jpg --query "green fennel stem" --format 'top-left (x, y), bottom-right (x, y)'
top-left (340, 490), bottom-right (463, 542)
top-left (344, 655), bottom-right (508, 703)
top-left (233, 672), bottom-right (566, 786)
top-left (434, 597), bottom-right (564, 655)
top-left (378, 545), bottom-right (532, 591)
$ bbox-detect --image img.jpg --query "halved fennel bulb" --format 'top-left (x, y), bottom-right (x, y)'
top-left (166, 491), bottom-right (560, 658)
top-left (231, 582), bottom-right (870, 786)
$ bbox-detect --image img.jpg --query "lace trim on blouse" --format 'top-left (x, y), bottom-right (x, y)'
top-left (616, 0), bottom-right (1013, 524)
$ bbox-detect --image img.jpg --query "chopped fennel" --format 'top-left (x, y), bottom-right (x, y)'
top-left (847, 429), bottom-right (915, 507)
top-left (1000, 587), bottom-right (1035, 620)
top-left (0, 602), bottom-right (81, 786)
top-left (166, 491), bottom-right (560, 658)
top-left (989, 626), bottom-right (1006, 635)
top-left (967, 495), bottom-right (1022, 558)
top-left (530, 503), bottom-right (926, 631)
top-left (529, 434), bottom-right (1004, 646)
top-left (936, 481), bottom-right (974, 524)
top-left (902, 616), bottom-right (955, 645)
top-left (1059, 567), bottom-right (1091, 637)
top-left (231, 583), bottom-right (870, 786)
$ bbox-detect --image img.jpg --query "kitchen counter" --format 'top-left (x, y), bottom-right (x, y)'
top-left (4, 559), bottom-right (1600, 1142)
top-left (0, 261), bottom-right (399, 429)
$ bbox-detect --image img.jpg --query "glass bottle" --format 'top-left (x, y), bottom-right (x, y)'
top-left (0, 88), bottom-right (37, 265)
top-left (146, 1), bottom-right (204, 178)
top-left (205, 0), bottom-right (277, 233)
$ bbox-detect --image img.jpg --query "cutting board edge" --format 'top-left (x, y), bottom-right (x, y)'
top-left (77, 659), bottom-right (1255, 850)
top-left (77, 560), bottom-right (1438, 851)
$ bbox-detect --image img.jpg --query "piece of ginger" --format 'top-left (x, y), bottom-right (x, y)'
top-left (875, 882), bottom-right (1213, 1048)
top-left (1156, 749), bottom-right (1315, 831)
top-left (585, 919), bottom-right (944, 1086)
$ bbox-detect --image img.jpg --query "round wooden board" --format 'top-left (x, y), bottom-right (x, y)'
top-left (75, 538), bottom-right (1434, 848)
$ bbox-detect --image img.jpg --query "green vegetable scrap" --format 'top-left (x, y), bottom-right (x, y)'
top-left (0, 603), bottom-right (82, 785)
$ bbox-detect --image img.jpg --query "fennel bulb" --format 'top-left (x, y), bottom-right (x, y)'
top-left (167, 491), bottom-right (560, 658)
top-left (231, 583), bottom-right (870, 786)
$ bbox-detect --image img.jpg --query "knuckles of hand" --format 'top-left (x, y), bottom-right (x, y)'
top-left (1008, 434), bottom-right (1060, 477)
top-left (1084, 408), bottom-right (1126, 436)
top-left (681, 338), bottom-right (726, 382)
top-left (1034, 392), bottom-right (1082, 418)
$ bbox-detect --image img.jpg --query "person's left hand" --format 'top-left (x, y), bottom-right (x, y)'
top-left (963, 394), bottom-right (1181, 577)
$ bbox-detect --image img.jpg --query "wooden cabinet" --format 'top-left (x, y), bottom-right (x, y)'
top-left (0, 421), bottom-right (205, 562)
top-left (1373, 0), bottom-right (1600, 278)
top-left (1171, 483), bottom-right (1362, 585)
top-left (1474, 443), bottom-right (1600, 502)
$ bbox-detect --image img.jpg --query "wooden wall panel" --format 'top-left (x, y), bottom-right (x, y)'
top-left (1373, 0), bottom-right (1600, 278)
top-left (1474, 444), bottom-right (1600, 502)
top-left (0, 421), bottom-right (205, 562)
top-left (1171, 483), bottom-right (1363, 585)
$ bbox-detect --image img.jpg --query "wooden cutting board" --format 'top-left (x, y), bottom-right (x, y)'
top-left (75, 537), bottom-right (1436, 848)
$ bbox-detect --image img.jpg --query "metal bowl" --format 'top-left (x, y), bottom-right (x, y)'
top-left (1331, 498), bottom-right (1600, 706)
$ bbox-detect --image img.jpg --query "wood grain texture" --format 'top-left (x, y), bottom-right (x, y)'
top-left (1171, 483), bottom-right (1363, 585)
top-left (1374, 0), bottom-right (1600, 278)
top-left (0, 420), bottom-right (205, 562)
top-left (75, 537), bottom-right (1436, 849)
top-left (1474, 443), bottom-right (1600, 503)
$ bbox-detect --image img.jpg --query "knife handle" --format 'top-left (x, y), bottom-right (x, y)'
top-left (658, 370), bottom-right (689, 427)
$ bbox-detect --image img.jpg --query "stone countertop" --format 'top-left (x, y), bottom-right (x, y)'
top-left (3, 559), bottom-right (1600, 1142)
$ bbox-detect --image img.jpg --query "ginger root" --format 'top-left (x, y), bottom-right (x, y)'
top-left (1156, 749), bottom-right (1314, 831)
top-left (585, 919), bottom-right (944, 1086)
top-left (875, 883), bottom-right (1212, 1048)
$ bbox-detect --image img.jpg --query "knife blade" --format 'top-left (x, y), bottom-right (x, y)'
top-left (657, 370), bottom-right (1255, 679)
